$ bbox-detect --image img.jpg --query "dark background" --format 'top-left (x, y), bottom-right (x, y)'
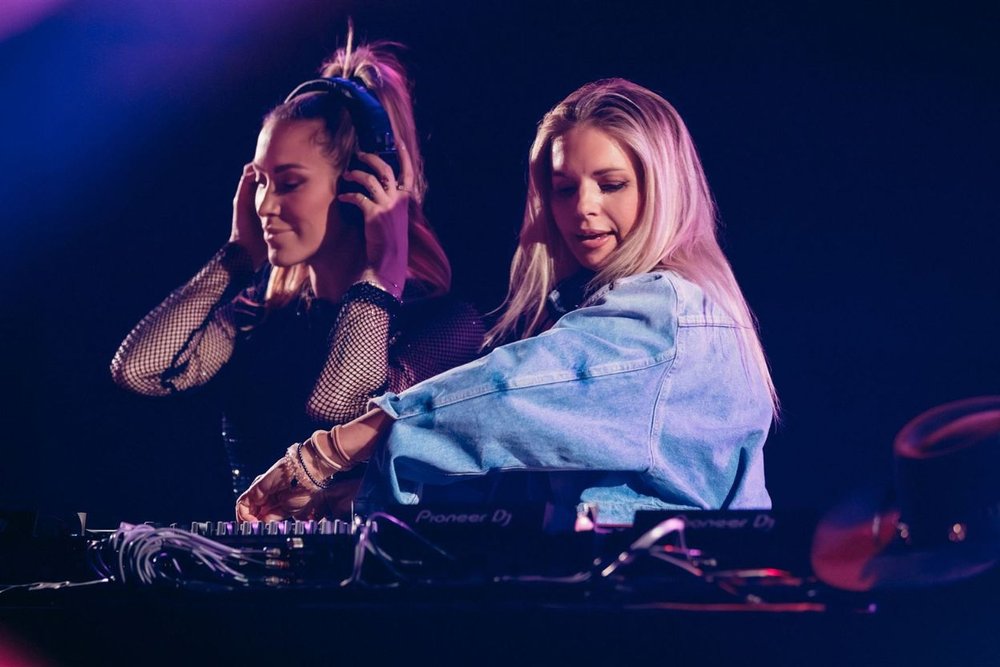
top-left (1, 0), bottom-right (997, 526)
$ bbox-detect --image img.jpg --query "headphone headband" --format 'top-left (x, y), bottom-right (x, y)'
top-left (283, 76), bottom-right (396, 155)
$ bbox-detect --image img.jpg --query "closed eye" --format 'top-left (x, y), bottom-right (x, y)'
top-left (552, 185), bottom-right (576, 198)
top-left (274, 180), bottom-right (304, 194)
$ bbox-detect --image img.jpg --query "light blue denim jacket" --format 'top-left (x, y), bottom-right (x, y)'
top-left (359, 270), bottom-right (773, 525)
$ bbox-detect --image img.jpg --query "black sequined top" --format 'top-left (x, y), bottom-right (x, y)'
top-left (111, 243), bottom-right (484, 497)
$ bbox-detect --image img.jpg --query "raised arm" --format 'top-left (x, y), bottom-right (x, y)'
top-left (305, 143), bottom-right (484, 424)
top-left (111, 165), bottom-right (266, 396)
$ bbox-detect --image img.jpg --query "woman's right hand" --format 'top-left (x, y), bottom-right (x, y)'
top-left (229, 163), bottom-right (268, 269)
top-left (338, 145), bottom-right (414, 299)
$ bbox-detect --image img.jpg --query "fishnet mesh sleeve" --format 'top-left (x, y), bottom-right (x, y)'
top-left (109, 243), bottom-right (256, 396)
top-left (306, 282), bottom-right (485, 424)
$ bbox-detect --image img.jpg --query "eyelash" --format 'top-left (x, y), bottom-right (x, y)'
top-left (552, 181), bottom-right (629, 197)
top-left (256, 179), bottom-right (303, 194)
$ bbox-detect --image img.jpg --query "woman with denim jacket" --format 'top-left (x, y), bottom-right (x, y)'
top-left (237, 78), bottom-right (778, 526)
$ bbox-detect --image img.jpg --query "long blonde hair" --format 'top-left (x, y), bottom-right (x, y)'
top-left (486, 78), bottom-right (777, 412)
top-left (264, 31), bottom-right (451, 306)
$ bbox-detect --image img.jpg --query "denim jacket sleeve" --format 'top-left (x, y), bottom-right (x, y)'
top-left (361, 271), bottom-right (773, 524)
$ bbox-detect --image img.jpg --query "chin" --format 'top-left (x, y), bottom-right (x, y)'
top-left (267, 250), bottom-right (301, 268)
top-left (574, 256), bottom-right (607, 272)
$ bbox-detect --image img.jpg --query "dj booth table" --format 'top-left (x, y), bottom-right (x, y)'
top-left (1, 508), bottom-right (997, 666)
top-left (2, 581), bottom-right (997, 666)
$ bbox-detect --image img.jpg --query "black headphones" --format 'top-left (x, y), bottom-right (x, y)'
top-left (283, 77), bottom-right (401, 224)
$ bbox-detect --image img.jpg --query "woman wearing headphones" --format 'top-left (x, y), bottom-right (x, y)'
top-left (111, 34), bottom-right (483, 505)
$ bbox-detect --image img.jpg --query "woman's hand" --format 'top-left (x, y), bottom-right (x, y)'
top-left (338, 145), bottom-right (415, 299)
top-left (235, 411), bottom-right (391, 523)
top-left (229, 163), bottom-right (268, 269)
top-left (235, 444), bottom-right (327, 523)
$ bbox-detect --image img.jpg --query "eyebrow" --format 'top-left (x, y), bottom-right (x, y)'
top-left (551, 167), bottom-right (630, 178)
top-left (252, 163), bottom-right (309, 173)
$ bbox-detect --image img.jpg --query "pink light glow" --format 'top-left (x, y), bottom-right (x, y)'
top-left (0, 630), bottom-right (56, 667)
top-left (0, 0), bottom-right (69, 41)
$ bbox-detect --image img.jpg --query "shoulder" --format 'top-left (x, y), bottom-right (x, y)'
top-left (594, 270), bottom-right (695, 298)
top-left (394, 292), bottom-right (485, 364)
top-left (399, 291), bottom-right (484, 336)
top-left (403, 290), bottom-right (472, 315)
top-left (589, 271), bottom-right (734, 326)
top-left (578, 271), bottom-right (681, 322)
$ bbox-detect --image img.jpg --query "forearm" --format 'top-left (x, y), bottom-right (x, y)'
top-left (110, 243), bottom-right (255, 395)
top-left (303, 408), bottom-right (392, 477)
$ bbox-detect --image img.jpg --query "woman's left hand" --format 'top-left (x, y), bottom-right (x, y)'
top-left (338, 144), bottom-right (414, 299)
top-left (235, 448), bottom-right (322, 523)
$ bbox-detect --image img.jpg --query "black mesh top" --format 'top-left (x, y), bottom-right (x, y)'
top-left (110, 243), bottom-right (485, 497)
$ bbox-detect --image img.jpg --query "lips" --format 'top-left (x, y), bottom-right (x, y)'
top-left (263, 227), bottom-right (293, 243)
top-left (576, 230), bottom-right (615, 249)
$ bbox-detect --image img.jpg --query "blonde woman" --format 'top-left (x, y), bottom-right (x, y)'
top-left (111, 35), bottom-right (483, 501)
top-left (237, 78), bottom-right (776, 526)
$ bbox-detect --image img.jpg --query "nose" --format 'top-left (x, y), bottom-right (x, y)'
top-left (256, 183), bottom-right (278, 219)
top-left (575, 182), bottom-right (599, 218)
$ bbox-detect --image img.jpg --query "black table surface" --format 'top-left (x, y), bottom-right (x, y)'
top-left (1, 568), bottom-right (997, 667)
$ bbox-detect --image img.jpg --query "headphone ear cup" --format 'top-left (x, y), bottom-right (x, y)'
top-left (337, 154), bottom-right (369, 227)
top-left (336, 150), bottom-right (403, 227)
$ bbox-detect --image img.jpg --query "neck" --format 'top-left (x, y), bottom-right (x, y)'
top-left (306, 236), bottom-right (366, 303)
